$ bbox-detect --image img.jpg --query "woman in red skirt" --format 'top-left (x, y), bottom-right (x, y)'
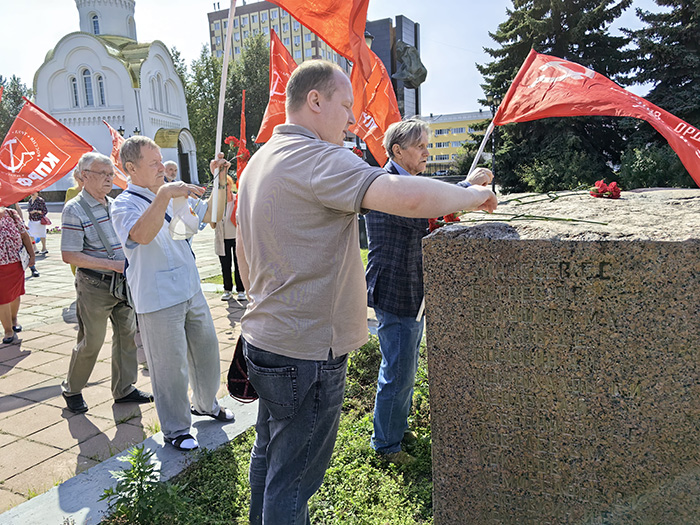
top-left (0, 205), bottom-right (35, 344)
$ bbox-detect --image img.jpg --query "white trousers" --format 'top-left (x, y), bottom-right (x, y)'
top-left (137, 291), bottom-right (221, 439)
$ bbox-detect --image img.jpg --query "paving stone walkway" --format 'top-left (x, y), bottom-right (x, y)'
top-left (0, 202), bottom-right (248, 515)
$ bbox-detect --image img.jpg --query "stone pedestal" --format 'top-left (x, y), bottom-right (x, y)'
top-left (423, 191), bottom-right (700, 524)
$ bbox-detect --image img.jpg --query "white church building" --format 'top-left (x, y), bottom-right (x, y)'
top-left (34, 0), bottom-right (199, 194)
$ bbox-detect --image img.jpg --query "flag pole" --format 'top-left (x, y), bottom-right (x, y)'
top-left (211, 0), bottom-right (238, 221)
top-left (467, 120), bottom-right (495, 175)
top-left (416, 121), bottom-right (496, 321)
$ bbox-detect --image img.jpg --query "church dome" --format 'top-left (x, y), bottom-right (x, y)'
top-left (75, 0), bottom-right (137, 40)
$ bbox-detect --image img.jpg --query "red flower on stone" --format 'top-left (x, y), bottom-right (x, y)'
top-left (590, 179), bottom-right (621, 199)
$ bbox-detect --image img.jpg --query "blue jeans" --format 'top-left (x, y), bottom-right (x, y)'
top-left (244, 338), bottom-right (348, 525)
top-left (371, 307), bottom-right (424, 454)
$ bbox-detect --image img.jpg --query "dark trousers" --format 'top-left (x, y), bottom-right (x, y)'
top-left (220, 238), bottom-right (245, 293)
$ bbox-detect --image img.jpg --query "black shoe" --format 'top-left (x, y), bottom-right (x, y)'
top-left (62, 392), bottom-right (88, 413)
top-left (115, 388), bottom-right (154, 404)
top-left (12, 325), bottom-right (22, 333)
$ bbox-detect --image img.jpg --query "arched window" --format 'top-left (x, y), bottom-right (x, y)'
top-left (96, 74), bottom-right (106, 106)
top-left (150, 77), bottom-right (158, 109)
top-left (92, 14), bottom-right (100, 35)
top-left (156, 74), bottom-right (163, 112)
top-left (128, 17), bottom-right (136, 39)
top-left (163, 82), bottom-right (170, 114)
top-left (82, 69), bottom-right (94, 106)
top-left (69, 76), bottom-right (79, 107)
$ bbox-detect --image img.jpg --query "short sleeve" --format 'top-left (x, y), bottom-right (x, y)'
top-left (310, 146), bottom-right (384, 214)
top-left (111, 196), bottom-right (142, 250)
top-left (60, 202), bottom-right (86, 252)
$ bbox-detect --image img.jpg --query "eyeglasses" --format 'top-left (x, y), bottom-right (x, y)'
top-left (83, 169), bottom-right (115, 178)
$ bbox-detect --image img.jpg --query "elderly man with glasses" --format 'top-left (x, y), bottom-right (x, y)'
top-left (60, 152), bottom-right (153, 414)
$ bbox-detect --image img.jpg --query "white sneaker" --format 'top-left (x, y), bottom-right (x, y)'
top-left (221, 291), bottom-right (233, 301)
top-left (237, 292), bottom-right (247, 301)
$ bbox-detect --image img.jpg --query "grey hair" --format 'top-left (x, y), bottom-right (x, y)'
top-left (163, 160), bottom-right (178, 169)
top-left (383, 117), bottom-right (431, 159)
top-left (75, 152), bottom-right (113, 176)
top-left (120, 136), bottom-right (159, 169)
top-left (286, 60), bottom-right (343, 114)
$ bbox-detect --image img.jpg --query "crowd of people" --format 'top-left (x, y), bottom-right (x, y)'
top-left (2, 59), bottom-right (497, 524)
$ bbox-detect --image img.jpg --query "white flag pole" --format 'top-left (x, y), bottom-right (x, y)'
top-left (467, 120), bottom-right (495, 175)
top-left (211, 0), bottom-right (238, 221)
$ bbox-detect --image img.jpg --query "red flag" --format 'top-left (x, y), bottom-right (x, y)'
top-left (349, 49), bottom-right (401, 166)
top-left (269, 0), bottom-right (401, 165)
top-left (269, 0), bottom-right (367, 60)
top-left (102, 121), bottom-right (129, 189)
top-left (0, 98), bottom-right (92, 205)
top-left (495, 49), bottom-right (700, 187)
top-left (256, 29), bottom-right (297, 144)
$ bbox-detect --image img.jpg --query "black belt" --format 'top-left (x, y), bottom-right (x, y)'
top-left (78, 268), bottom-right (112, 281)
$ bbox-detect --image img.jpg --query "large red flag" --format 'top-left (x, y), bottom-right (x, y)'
top-left (269, 0), bottom-right (401, 165)
top-left (495, 49), bottom-right (700, 186)
top-left (0, 98), bottom-right (92, 205)
top-left (269, 0), bottom-right (367, 60)
top-left (256, 29), bottom-right (297, 144)
top-left (349, 48), bottom-right (401, 166)
top-left (102, 121), bottom-right (129, 189)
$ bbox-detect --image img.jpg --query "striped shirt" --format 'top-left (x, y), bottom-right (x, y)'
top-left (61, 189), bottom-right (124, 275)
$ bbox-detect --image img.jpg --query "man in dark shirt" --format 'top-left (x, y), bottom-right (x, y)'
top-left (365, 118), bottom-right (492, 464)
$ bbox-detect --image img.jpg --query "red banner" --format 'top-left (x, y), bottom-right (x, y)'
top-left (269, 0), bottom-right (401, 165)
top-left (495, 49), bottom-right (700, 186)
top-left (102, 121), bottom-right (129, 189)
top-left (256, 29), bottom-right (297, 144)
top-left (0, 98), bottom-right (92, 205)
top-left (269, 0), bottom-right (367, 60)
top-left (349, 49), bottom-right (401, 167)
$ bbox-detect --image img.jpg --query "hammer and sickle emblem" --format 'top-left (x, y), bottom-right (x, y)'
top-left (527, 60), bottom-right (595, 88)
top-left (0, 138), bottom-right (36, 173)
top-left (269, 70), bottom-right (286, 98)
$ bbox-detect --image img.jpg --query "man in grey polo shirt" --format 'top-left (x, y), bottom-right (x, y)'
top-left (236, 60), bottom-right (497, 524)
top-left (60, 152), bottom-right (153, 414)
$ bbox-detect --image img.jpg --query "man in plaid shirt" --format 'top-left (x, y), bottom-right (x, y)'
top-left (365, 119), bottom-right (492, 464)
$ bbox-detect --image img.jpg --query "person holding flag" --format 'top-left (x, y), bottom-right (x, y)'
top-left (111, 136), bottom-right (234, 452)
top-left (236, 59), bottom-right (497, 525)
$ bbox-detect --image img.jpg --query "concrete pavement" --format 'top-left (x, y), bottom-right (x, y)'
top-left (0, 202), bottom-right (255, 521)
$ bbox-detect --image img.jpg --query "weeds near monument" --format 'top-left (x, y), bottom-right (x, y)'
top-left (100, 445), bottom-right (189, 524)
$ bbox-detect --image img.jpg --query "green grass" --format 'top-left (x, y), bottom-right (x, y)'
top-left (101, 335), bottom-right (433, 524)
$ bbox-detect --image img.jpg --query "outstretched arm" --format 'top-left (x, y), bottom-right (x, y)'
top-left (361, 174), bottom-right (497, 218)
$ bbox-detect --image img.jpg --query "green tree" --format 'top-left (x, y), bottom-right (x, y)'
top-left (0, 75), bottom-right (33, 141)
top-left (618, 0), bottom-right (700, 187)
top-left (232, 33), bottom-right (270, 149)
top-left (184, 35), bottom-right (270, 179)
top-left (477, 0), bottom-right (632, 193)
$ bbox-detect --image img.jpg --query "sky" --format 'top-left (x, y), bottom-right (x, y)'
top-left (0, 0), bottom-right (660, 116)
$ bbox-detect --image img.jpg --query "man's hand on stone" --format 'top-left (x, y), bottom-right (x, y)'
top-left (470, 185), bottom-right (498, 213)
